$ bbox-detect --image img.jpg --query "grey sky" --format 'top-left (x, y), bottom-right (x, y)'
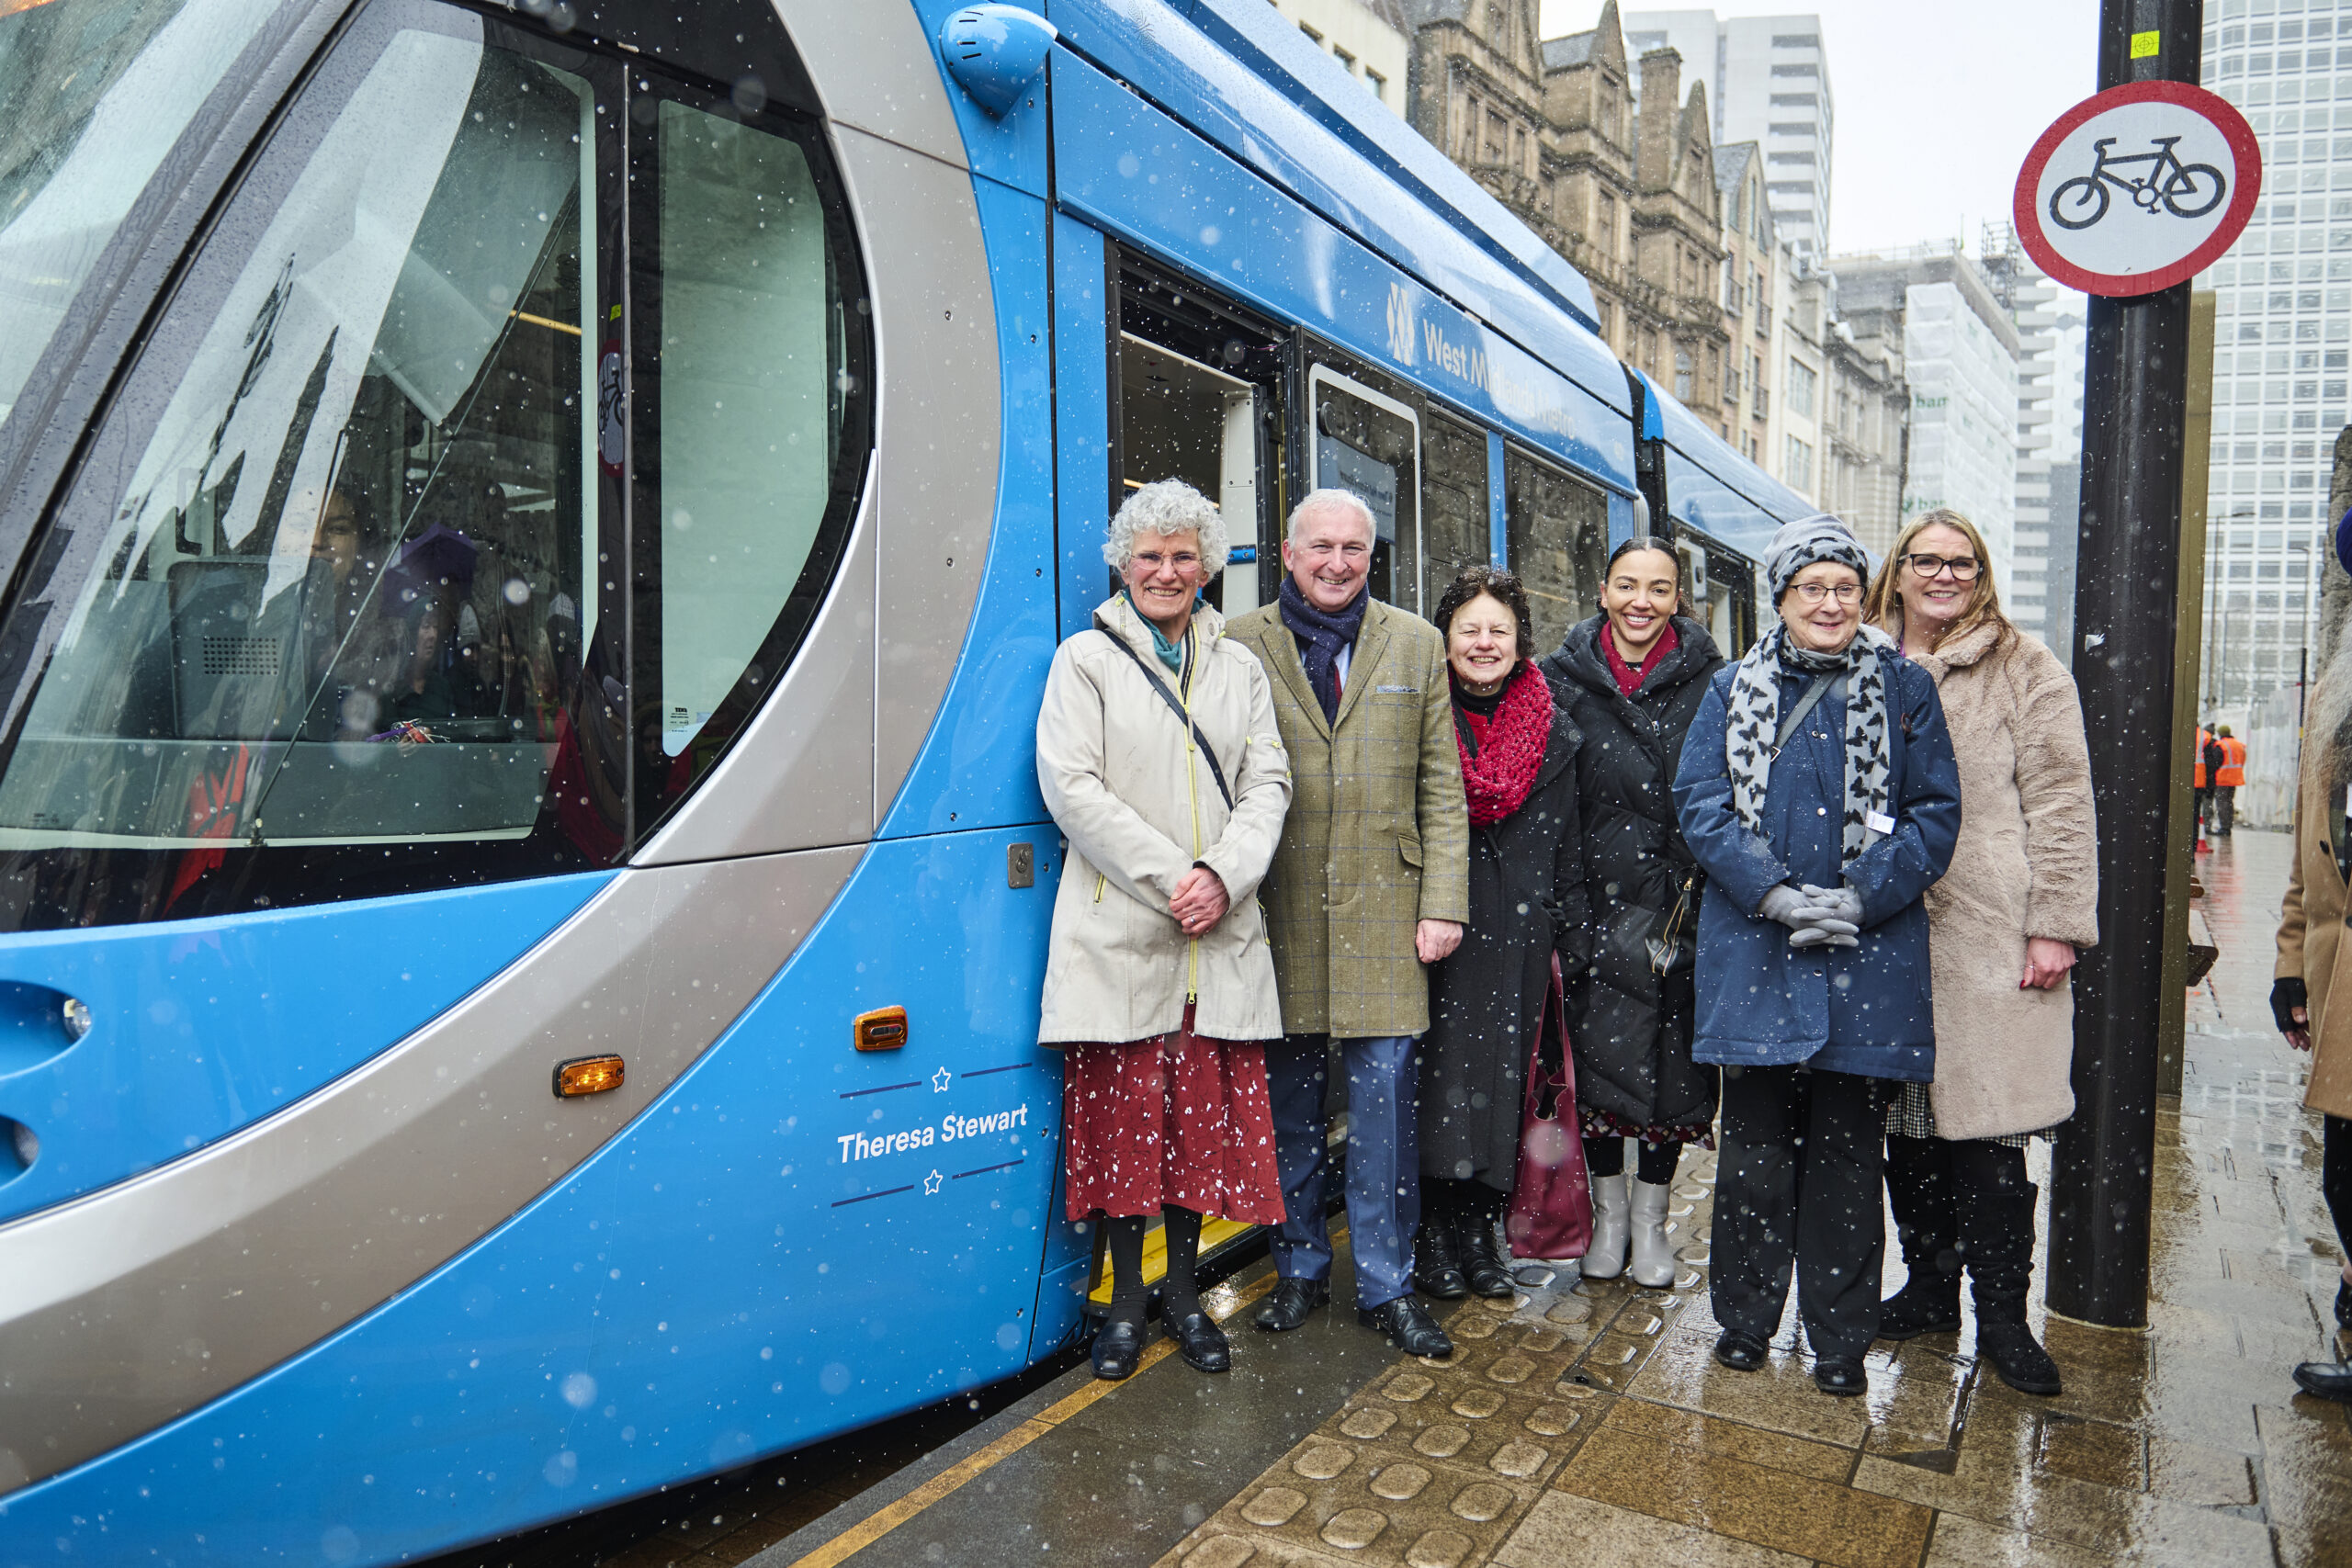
top-left (1537, 1), bottom-right (2105, 256)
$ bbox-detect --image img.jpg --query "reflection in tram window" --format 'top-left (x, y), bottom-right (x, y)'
top-left (0, 0), bottom-right (283, 441)
top-left (1504, 447), bottom-right (1610, 655)
top-left (1420, 413), bottom-right (1491, 604)
top-left (0, 13), bottom-right (609, 927)
top-left (1114, 336), bottom-right (1261, 617)
top-left (1309, 367), bottom-right (1419, 610)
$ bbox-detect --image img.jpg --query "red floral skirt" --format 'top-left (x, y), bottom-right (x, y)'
top-left (1061, 1002), bottom-right (1285, 1224)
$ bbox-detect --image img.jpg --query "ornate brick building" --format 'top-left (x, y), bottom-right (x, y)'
top-left (1396, 0), bottom-right (1731, 428)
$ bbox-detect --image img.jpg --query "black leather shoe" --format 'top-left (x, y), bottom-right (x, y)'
top-left (1414, 1222), bottom-right (1467, 1300)
top-left (1169, 1312), bottom-right (1231, 1373)
top-left (1977, 1320), bottom-right (2062, 1395)
top-left (1455, 1211), bottom-right (1516, 1300)
top-left (1359, 1296), bottom-right (1454, 1358)
top-left (1813, 1357), bottom-right (1867, 1396)
top-left (1091, 1318), bottom-right (1146, 1381)
top-left (1877, 1276), bottom-right (1962, 1341)
top-left (1713, 1330), bottom-right (1768, 1371)
top-left (2293, 1359), bottom-right (2352, 1403)
top-left (2335, 1278), bottom-right (2350, 1329)
top-left (1252, 1276), bottom-right (1329, 1332)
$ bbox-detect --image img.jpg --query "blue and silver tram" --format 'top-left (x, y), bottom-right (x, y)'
top-left (0, 1), bottom-right (1797, 1560)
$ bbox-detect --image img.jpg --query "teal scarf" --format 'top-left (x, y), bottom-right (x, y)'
top-left (1126, 592), bottom-right (1189, 672)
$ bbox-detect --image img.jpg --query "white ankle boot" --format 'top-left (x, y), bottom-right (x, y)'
top-left (1628, 1179), bottom-right (1676, 1288)
top-left (1582, 1172), bottom-right (1630, 1278)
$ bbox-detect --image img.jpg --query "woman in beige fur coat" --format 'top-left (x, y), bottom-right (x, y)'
top-left (1860, 508), bottom-right (2099, 1397)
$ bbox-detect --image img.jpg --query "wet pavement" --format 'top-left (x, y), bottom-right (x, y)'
top-left (469, 829), bottom-right (2352, 1568)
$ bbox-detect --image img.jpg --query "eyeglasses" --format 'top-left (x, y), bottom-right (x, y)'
top-left (1788, 581), bottom-right (1861, 605)
top-left (1903, 552), bottom-right (1981, 581)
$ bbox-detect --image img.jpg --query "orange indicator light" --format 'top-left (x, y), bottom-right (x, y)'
top-left (854, 1006), bottom-right (909, 1052)
top-left (553, 1055), bottom-right (626, 1098)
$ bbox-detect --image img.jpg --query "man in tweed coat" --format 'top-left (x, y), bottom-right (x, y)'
top-left (1226, 489), bottom-right (1471, 1356)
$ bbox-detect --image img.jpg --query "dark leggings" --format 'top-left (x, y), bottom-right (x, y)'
top-left (1100, 1205), bottom-right (1203, 1328)
top-left (1583, 1134), bottom-right (1680, 1185)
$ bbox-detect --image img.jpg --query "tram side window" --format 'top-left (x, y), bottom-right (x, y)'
top-left (1420, 416), bottom-right (1491, 609)
top-left (1310, 373), bottom-right (1418, 611)
top-left (628, 91), bottom-right (864, 837)
top-left (0, 8), bottom-right (610, 921)
top-left (1504, 448), bottom-right (1609, 655)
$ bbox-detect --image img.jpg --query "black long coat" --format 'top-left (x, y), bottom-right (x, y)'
top-left (1540, 615), bottom-right (1723, 1130)
top-left (1419, 697), bottom-right (1585, 1189)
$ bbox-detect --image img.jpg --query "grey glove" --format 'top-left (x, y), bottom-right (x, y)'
top-left (1789, 883), bottom-right (1862, 949)
top-left (1757, 885), bottom-right (1811, 930)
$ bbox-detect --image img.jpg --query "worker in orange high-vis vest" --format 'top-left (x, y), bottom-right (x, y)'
top-left (2214, 725), bottom-right (2248, 837)
top-left (2194, 725), bottom-right (2214, 848)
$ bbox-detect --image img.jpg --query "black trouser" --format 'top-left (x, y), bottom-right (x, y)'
top-left (2215, 785), bottom-right (2236, 835)
top-left (1712, 1065), bottom-right (1889, 1362)
top-left (1883, 1134), bottom-right (2040, 1318)
top-left (1583, 1135), bottom-right (1680, 1185)
top-left (2193, 785), bottom-right (2211, 833)
top-left (2327, 1114), bottom-right (2351, 1264)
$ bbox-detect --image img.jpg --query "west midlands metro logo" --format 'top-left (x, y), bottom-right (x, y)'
top-left (1386, 282), bottom-right (1416, 366)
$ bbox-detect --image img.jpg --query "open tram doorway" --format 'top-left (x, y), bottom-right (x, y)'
top-left (1117, 338), bottom-right (1262, 617)
top-left (1110, 254), bottom-right (1287, 619)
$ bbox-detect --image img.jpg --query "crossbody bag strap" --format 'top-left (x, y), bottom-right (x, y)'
top-left (1102, 631), bottom-right (1235, 810)
top-left (1770, 672), bottom-right (1838, 758)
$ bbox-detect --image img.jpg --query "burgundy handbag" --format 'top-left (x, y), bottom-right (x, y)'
top-left (1504, 954), bottom-right (1593, 1260)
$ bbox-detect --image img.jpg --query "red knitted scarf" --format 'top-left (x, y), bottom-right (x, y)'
top-left (1455, 660), bottom-right (1554, 826)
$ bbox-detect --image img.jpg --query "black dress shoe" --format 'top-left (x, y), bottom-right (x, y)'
top-left (1091, 1318), bottom-right (1147, 1381)
top-left (1358, 1296), bottom-right (1453, 1358)
top-left (2335, 1279), bottom-right (2350, 1329)
top-left (1455, 1212), bottom-right (1517, 1300)
top-left (1813, 1357), bottom-right (1868, 1397)
top-left (1414, 1222), bottom-right (1467, 1300)
top-left (1169, 1312), bottom-right (1231, 1373)
top-left (1713, 1329), bottom-right (1768, 1371)
top-left (1252, 1276), bottom-right (1329, 1332)
top-left (2293, 1359), bottom-right (2352, 1403)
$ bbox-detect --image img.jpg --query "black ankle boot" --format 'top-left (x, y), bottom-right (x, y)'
top-left (1454, 1198), bottom-right (1515, 1299)
top-left (1415, 1220), bottom-right (1468, 1299)
top-left (1878, 1270), bottom-right (1962, 1340)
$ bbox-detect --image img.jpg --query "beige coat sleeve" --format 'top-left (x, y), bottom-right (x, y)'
top-left (2279, 773), bottom-right (2311, 982)
top-left (1035, 640), bottom-right (1193, 911)
top-left (2014, 644), bottom-right (2101, 949)
top-left (1415, 631), bottom-right (1472, 925)
top-left (1194, 653), bottom-right (1292, 907)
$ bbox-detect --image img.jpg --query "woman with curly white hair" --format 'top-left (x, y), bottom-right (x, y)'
top-left (1035, 479), bottom-right (1294, 1381)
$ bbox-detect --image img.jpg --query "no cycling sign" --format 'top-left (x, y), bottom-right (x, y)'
top-left (2014, 79), bottom-right (2262, 297)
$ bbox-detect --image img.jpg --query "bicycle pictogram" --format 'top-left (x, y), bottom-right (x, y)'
top-left (2048, 135), bottom-right (2227, 231)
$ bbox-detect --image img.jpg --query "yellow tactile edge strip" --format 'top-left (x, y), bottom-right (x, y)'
top-left (781, 1268), bottom-right (1283, 1568)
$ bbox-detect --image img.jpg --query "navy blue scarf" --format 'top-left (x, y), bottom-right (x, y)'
top-left (1278, 576), bottom-right (1368, 724)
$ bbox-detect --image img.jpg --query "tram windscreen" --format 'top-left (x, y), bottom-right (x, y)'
top-left (0, 21), bottom-right (600, 857)
top-left (0, 0), bottom-right (285, 438)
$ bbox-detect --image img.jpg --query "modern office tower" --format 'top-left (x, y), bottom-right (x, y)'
top-left (1832, 248), bottom-right (2022, 588)
top-left (2196, 4), bottom-right (2346, 721)
top-left (1982, 228), bottom-right (2088, 657)
top-left (1269, 0), bottom-right (1413, 114)
top-left (1624, 10), bottom-right (1833, 260)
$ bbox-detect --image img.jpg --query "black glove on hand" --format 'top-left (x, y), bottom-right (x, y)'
top-left (2272, 975), bottom-right (2310, 1037)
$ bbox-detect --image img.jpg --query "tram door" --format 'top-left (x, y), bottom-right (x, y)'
top-left (1116, 336), bottom-right (1262, 616)
top-left (1678, 536), bottom-right (1759, 657)
top-left (1506, 445), bottom-right (1611, 653)
top-left (1307, 365), bottom-right (1421, 610)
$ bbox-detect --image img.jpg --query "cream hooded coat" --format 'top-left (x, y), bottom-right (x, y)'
top-left (1910, 620), bottom-right (2100, 1139)
top-left (1035, 595), bottom-right (1293, 1046)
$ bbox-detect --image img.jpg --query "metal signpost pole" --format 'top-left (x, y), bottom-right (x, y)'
top-left (2048, 0), bottom-right (2204, 1327)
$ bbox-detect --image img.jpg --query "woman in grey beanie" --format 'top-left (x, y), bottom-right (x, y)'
top-left (1672, 515), bottom-right (1963, 1397)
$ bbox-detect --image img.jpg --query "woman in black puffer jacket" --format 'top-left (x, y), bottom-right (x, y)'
top-left (1539, 537), bottom-right (1723, 1288)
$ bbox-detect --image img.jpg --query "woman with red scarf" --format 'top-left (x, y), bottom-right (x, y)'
top-left (1415, 567), bottom-right (1587, 1299)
